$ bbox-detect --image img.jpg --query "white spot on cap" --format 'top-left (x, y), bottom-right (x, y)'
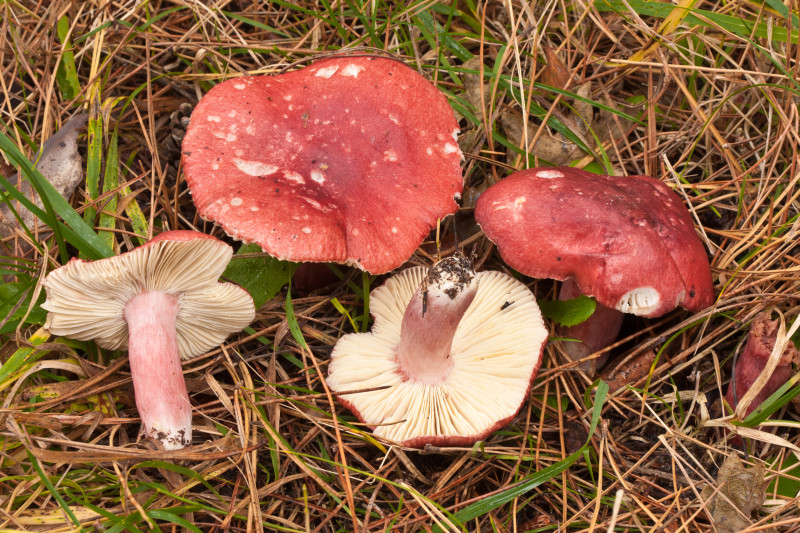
top-left (311, 170), bottom-right (325, 184)
top-left (451, 129), bottom-right (459, 142)
top-left (536, 169), bottom-right (564, 179)
top-left (443, 143), bottom-right (459, 154)
top-left (341, 63), bottom-right (365, 77)
top-left (288, 104), bottom-right (294, 111)
top-left (388, 114), bottom-right (400, 125)
top-left (383, 150), bottom-right (398, 162)
top-left (230, 197), bottom-right (243, 206)
top-left (246, 125), bottom-right (255, 135)
top-left (302, 227), bottom-right (311, 234)
top-left (283, 95), bottom-right (292, 101)
top-left (426, 148), bottom-right (433, 155)
top-left (352, 228), bottom-right (360, 235)
top-left (214, 132), bottom-right (237, 142)
top-left (235, 149), bottom-right (244, 156)
top-left (392, 227), bottom-right (398, 233)
top-left (250, 206), bottom-right (259, 211)
top-left (303, 197), bottom-right (323, 210)
top-left (284, 171), bottom-right (305, 184)
top-left (227, 110), bottom-right (237, 118)
top-left (515, 196), bottom-right (526, 207)
top-left (617, 287), bottom-right (660, 315)
top-left (233, 158), bottom-right (278, 176)
top-left (315, 65), bottom-right (339, 78)
top-left (285, 131), bottom-right (294, 143)
top-left (207, 115), bottom-right (221, 122)
top-left (234, 83), bottom-right (246, 90)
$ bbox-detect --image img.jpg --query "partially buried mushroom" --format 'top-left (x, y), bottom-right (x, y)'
top-left (475, 167), bottom-right (714, 371)
top-left (182, 55), bottom-right (464, 275)
top-left (326, 253), bottom-right (548, 448)
top-left (42, 230), bottom-right (255, 450)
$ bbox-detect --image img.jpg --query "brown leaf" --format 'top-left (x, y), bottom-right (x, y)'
top-left (541, 45), bottom-right (572, 90)
top-left (500, 107), bottom-right (582, 166)
top-left (0, 113), bottom-right (87, 236)
top-left (701, 454), bottom-right (770, 533)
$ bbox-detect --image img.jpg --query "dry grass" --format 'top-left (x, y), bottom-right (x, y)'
top-left (1, 0), bottom-right (800, 531)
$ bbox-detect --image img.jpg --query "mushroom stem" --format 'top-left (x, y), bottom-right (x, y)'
top-left (557, 278), bottom-right (623, 372)
top-left (124, 291), bottom-right (192, 450)
top-left (396, 254), bottom-right (478, 384)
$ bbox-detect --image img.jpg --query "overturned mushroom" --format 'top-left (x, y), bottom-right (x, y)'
top-left (42, 230), bottom-right (255, 449)
top-left (327, 253), bottom-right (547, 447)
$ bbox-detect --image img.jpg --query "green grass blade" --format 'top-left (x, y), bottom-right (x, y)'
top-left (25, 450), bottom-right (83, 529)
top-left (0, 129), bottom-right (114, 259)
top-left (99, 129), bottom-right (119, 250)
top-left (55, 16), bottom-right (81, 100)
top-left (84, 94), bottom-right (103, 230)
top-left (440, 380), bottom-right (609, 529)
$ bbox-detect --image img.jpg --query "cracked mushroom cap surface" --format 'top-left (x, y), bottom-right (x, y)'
top-left (326, 267), bottom-right (547, 448)
top-left (182, 56), bottom-right (464, 274)
top-left (475, 167), bottom-right (714, 318)
top-left (42, 230), bottom-right (255, 358)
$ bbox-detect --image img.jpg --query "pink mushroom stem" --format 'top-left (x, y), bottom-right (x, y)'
top-left (124, 291), bottom-right (192, 450)
top-left (395, 255), bottom-right (479, 385)
top-left (557, 278), bottom-right (624, 372)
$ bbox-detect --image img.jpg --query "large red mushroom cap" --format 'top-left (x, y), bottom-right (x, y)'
top-left (475, 167), bottom-right (714, 318)
top-left (182, 56), bottom-right (464, 274)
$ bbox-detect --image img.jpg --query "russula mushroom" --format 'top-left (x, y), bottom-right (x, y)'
top-left (725, 312), bottom-right (798, 418)
top-left (475, 167), bottom-right (714, 371)
top-left (326, 253), bottom-right (547, 448)
top-left (182, 55), bottom-right (464, 274)
top-left (41, 230), bottom-right (255, 449)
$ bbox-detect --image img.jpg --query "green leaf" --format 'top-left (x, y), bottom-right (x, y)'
top-left (768, 453), bottom-right (800, 498)
top-left (538, 295), bottom-right (597, 327)
top-left (222, 244), bottom-right (297, 308)
top-left (0, 280), bottom-right (46, 333)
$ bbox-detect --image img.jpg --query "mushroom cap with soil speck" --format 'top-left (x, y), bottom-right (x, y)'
top-left (182, 56), bottom-right (464, 274)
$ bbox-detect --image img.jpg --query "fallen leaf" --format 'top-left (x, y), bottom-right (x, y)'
top-left (0, 113), bottom-right (88, 236)
top-left (701, 454), bottom-right (773, 533)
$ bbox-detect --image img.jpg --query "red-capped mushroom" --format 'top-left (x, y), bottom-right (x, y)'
top-left (182, 56), bottom-right (464, 274)
top-left (326, 253), bottom-right (547, 448)
top-left (475, 167), bottom-right (714, 370)
top-left (726, 312), bottom-right (798, 418)
top-left (42, 230), bottom-right (255, 449)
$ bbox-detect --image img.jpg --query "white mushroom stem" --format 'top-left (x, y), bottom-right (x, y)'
top-left (124, 291), bottom-right (192, 450)
top-left (395, 255), bottom-right (479, 384)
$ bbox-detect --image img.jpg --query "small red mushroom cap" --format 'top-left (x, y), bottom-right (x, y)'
top-left (475, 167), bottom-right (714, 317)
top-left (182, 56), bottom-right (464, 274)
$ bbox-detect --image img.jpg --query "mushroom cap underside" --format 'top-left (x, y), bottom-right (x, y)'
top-left (42, 232), bottom-right (255, 359)
top-left (327, 267), bottom-right (547, 447)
